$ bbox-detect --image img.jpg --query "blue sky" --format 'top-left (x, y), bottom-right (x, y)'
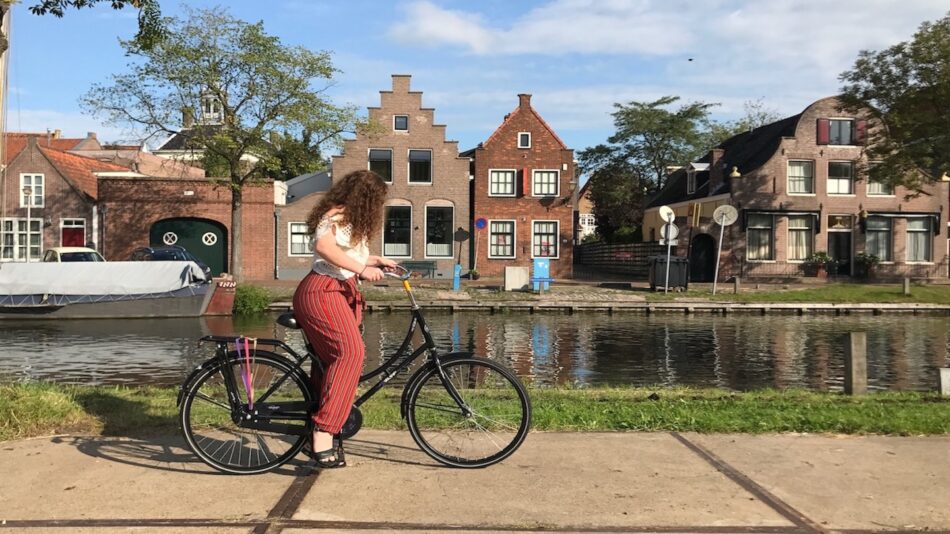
top-left (7, 1), bottom-right (948, 155)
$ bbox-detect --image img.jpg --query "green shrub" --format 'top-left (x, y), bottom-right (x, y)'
top-left (233, 284), bottom-right (272, 314)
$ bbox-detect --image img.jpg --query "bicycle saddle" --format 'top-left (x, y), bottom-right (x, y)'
top-left (276, 312), bottom-right (300, 329)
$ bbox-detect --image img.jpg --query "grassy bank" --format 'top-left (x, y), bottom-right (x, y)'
top-left (3, 383), bottom-right (949, 442)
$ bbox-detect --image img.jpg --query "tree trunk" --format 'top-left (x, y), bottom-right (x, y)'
top-left (231, 184), bottom-right (243, 281)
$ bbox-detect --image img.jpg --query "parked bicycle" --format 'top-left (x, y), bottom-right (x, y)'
top-left (177, 265), bottom-right (531, 474)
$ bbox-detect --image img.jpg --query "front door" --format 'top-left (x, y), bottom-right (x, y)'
top-left (689, 234), bottom-right (716, 282)
top-left (149, 218), bottom-right (228, 276)
top-left (827, 215), bottom-right (853, 276)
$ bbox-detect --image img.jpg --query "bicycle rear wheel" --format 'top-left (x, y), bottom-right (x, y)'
top-left (405, 356), bottom-right (531, 468)
top-left (179, 352), bottom-right (312, 475)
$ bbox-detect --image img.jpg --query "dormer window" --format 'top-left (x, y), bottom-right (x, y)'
top-left (817, 118), bottom-right (866, 146)
top-left (518, 132), bottom-right (531, 149)
top-left (394, 115), bottom-right (409, 131)
top-left (686, 170), bottom-right (696, 194)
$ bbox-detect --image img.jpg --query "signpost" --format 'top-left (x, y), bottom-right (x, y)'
top-left (453, 227), bottom-right (471, 292)
top-left (711, 205), bottom-right (739, 295)
top-left (474, 217), bottom-right (487, 272)
top-left (658, 206), bottom-right (676, 294)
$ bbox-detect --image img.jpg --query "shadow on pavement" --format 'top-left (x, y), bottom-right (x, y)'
top-left (343, 437), bottom-right (441, 468)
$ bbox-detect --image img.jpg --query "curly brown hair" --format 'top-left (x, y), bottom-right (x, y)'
top-left (306, 170), bottom-right (388, 244)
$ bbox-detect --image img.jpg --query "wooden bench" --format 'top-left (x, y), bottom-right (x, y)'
top-left (399, 261), bottom-right (437, 279)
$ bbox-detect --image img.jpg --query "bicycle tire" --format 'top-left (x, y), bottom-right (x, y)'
top-left (405, 356), bottom-right (531, 468)
top-left (179, 351), bottom-right (312, 475)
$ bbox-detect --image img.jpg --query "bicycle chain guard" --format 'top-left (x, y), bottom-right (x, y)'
top-left (339, 405), bottom-right (363, 439)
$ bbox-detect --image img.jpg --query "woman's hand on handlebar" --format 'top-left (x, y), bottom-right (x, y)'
top-left (359, 266), bottom-right (385, 282)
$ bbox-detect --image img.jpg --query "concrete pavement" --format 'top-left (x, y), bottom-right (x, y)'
top-left (1, 430), bottom-right (948, 533)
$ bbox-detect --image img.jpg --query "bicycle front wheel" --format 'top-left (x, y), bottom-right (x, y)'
top-left (405, 357), bottom-right (531, 468)
top-left (179, 352), bottom-right (312, 475)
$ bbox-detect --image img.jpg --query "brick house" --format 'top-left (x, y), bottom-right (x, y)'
top-left (331, 75), bottom-right (470, 277)
top-left (276, 171), bottom-right (331, 280)
top-left (1, 134), bottom-right (127, 261)
top-left (576, 180), bottom-right (596, 243)
top-left (465, 94), bottom-right (575, 278)
top-left (644, 96), bottom-right (949, 281)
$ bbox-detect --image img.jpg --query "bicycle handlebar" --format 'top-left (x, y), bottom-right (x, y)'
top-left (384, 264), bottom-right (412, 281)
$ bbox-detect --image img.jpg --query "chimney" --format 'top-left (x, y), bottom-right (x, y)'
top-left (86, 132), bottom-right (97, 140)
top-left (182, 107), bottom-right (194, 129)
top-left (53, 129), bottom-right (61, 139)
top-left (518, 94), bottom-right (531, 109)
top-left (708, 148), bottom-right (725, 193)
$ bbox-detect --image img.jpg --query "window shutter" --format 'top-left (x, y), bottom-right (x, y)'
top-left (522, 167), bottom-right (529, 197)
top-left (816, 119), bottom-right (830, 145)
top-left (854, 120), bottom-right (867, 145)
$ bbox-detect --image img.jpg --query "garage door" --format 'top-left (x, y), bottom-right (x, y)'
top-left (149, 218), bottom-right (227, 276)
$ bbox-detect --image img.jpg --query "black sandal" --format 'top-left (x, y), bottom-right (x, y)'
top-left (310, 436), bottom-right (346, 468)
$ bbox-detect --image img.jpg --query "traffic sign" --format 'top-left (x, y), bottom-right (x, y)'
top-left (658, 205), bottom-right (675, 223)
top-left (713, 205), bottom-right (739, 226)
top-left (475, 217), bottom-right (487, 230)
top-left (660, 223), bottom-right (679, 240)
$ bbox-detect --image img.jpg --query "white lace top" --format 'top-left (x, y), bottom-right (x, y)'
top-left (310, 214), bottom-right (370, 280)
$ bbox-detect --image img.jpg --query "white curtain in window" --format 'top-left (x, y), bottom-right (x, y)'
top-left (787, 216), bottom-right (812, 260)
top-left (788, 162), bottom-right (813, 194)
top-left (866, 217), bottom-right (891, 261)
top-left (906, 218), bottom-right (932, 262)
top-left (746, 214), bottom-right (773, 260)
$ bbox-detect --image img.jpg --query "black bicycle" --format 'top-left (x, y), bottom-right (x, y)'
top-left (177, 266), bottom-right (531, 475)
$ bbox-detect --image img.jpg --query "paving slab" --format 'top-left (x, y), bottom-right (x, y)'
top-left (294, 430), bottom-right (791, 530)
top-left (692, 433), bottom-right (950, 531)
top-left (0, 434), bottom-right (297, 522)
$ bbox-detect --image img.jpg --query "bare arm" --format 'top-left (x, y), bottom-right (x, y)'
top-left (314, 230), bottom-right (384, 281)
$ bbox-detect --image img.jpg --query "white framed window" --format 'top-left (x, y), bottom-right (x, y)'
top-left (288, 222), bottom-right (312, 256)
top-left (408, 149), bottom-right (432, 184)
top-left (383, 205), bottom-right (412, 257)
top-left (394, 115), bottom-right (409, 131)
top-left (1, 218), bottom-right (42, 261)
top-left (489, 169), bottom-right (516, 197)
top-left (787, 161), bottom-right (814, 194)
top-left (369, 149), bottom-right (393, 183)
top-left (787, 215), bottom-right (814, 261)
top-left (532, 169), bottom-right (559, 197)
top-left (686, 170), bottom-right (696, 194)
top-left (865, 217), bottom-right (891, 262)
top-left (518, 132), bottom-right (531, 149)
top-left (532, 220), bottom-right (559, 259)
top-left (827, 161), bottom-right (854, 195)
top-left (868, 177), bottom-right (894, 196)
top-left (488, 220), bottom-right (516, 259)
top-left (906, 217), bottom-right (932, 262)
top-left (425, 205), bottom-right (454, 258)
top-left (746, 214), bottom-right (774, 261)
top-left (20, 174), bottom-right (44, 207)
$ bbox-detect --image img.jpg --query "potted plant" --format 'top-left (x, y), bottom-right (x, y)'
top-left (803, 251), bottom-right (833, 278)
top-left (854, 251), bottom-right (880, 280)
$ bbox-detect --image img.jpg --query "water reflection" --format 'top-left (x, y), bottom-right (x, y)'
top-left (0, 312), bottom-right (948, 391)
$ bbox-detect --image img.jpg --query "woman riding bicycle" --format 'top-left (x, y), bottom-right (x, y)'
top-left (294, 169), bottom-right (396, 468)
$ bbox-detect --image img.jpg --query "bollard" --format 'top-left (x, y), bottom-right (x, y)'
top-left (845, 332), bottom-right (867, 395)
top-left (903, 278), bottom-right (911, 296)
top-left (734, 277), bottom-right (740, 295)
top-left (940, 368), bottom-right (950, 397)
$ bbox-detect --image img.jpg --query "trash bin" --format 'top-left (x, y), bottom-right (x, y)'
top-left (648, 255), bottom-right (688, 291)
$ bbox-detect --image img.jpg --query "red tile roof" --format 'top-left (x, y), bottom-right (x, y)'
top-left (39, 147), bottom-right (128, 200)
top-left (4, 136), bottom-right (27, 165)
top-left (6, 132), bottom-right (88, 151)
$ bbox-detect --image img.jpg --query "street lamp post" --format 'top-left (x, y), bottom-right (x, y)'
top-left (22, 186), bottom-right (32, 262)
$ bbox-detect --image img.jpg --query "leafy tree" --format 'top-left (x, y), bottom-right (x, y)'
top-left (703, 98), bottom-right (782, 148)
top-left (839, 12), bottom-right (950, 190)
top-left (270, 130), bottom-right (329, 181)
top-left (3, 0), bottom-right (166, 53)
top-left (607, 96), bottom-right (717, 192)
top-left (82, 7), bottom-right (362, 280)
top-left (577, 144), bottom-right (649, 242)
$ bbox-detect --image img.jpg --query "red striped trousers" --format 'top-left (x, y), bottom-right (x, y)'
top-left (292, 272), bottom-right (365, 435)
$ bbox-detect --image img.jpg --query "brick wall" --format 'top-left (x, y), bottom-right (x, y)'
top-left (331, 75), bottom-right (471, 277)
top-left (1, 139), bottom-right (94, 256)
top-left (472, 94), bottom-right (575, 278)
top-left (98, 177), bottom-right (275, 279)
top-left (277, 191), bottom-right (324, 280)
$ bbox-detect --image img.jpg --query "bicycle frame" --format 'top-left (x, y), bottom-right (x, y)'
top-left (186, 273), bottom-right (471, 436)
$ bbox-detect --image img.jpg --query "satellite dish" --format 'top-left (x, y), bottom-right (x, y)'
top-left (658, 205), bottom-right (675, 223)
top-left (713, 205), bottom-right (739, 226)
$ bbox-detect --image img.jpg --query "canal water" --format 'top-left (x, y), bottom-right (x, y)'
top-left (1, 312), bottom-right (948, 391)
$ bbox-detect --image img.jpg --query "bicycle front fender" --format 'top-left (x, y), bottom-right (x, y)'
top-left (399, 351), bottom-right (474, 419)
